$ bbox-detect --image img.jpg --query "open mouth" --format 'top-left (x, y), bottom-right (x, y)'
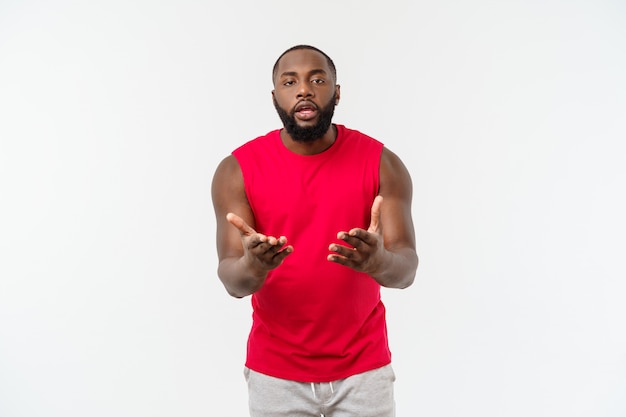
top-left (294, 102), bottom-right (318, 121)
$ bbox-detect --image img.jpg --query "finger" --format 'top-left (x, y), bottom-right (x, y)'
top-left (329, 243), bottom-right (358, 259)
top-left (226, 212), bottom-right (257, 236)
top-left (367, 195), bottom-right (383, 234)
top-left (327, 250), bottom-right (357, 267)
top-left (273, 245), bottom-right (294, 262)
top-left (340, 229), bottom-right (376, 249)
top-left (253, 243), bottom-right (293, 269)
top-left (263, 236), bottom-right (285, 252)
top-left (264, 235), bottom-right (290, 248)
top-left (252, 235), bottom-right (289, 254)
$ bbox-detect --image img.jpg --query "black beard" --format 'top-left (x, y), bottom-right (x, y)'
top-left (273, 96), bottom-right (336, 143)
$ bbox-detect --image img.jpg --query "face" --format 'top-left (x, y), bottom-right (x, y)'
top-left (272, 49), bottom-right (340, 142)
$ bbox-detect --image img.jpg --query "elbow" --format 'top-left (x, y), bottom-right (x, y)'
top-left (217, 258), bottom-right (265, 298)
top-left (218, 272), bottom-right (260, 299)
top-left (398, 252), bottom-right (419, 289)
top-left (217, 261), bottom-right (252, 298)
top-left (400, 272), bottom-right (416, 289)
top-left (376, 249), bottom-right (418, 289)
top-left (224, 285), bottom-right (247, 299)
top-left (220, 278), bottom-right (256, 299)
top-left (396, 268), bottom-right (416, 289)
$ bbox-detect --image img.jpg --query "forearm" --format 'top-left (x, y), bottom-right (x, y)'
top-left (370, 247), bottom-right (418, 289)
top-left (217, 257), bottom-right (269, 298)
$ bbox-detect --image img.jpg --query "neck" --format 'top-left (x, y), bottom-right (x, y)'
top-left (280, 124), bottom-right (337, 156)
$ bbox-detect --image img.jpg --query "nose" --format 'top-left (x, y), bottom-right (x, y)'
top-left (297, 82), bottom-right (313, 98)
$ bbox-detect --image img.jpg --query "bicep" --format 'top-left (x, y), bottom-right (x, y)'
top-left (378, 147), bottom-right (416, 250)
top-left (211, 155), bottom-right (255, 261)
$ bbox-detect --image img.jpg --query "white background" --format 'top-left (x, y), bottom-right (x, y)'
top-left (1, 1), bottom-right (625, 416)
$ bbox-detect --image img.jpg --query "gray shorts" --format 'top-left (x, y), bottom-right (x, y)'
top-left (244, 364), bottom-right (396, 417)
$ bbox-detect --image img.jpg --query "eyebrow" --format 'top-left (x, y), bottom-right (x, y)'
top-left (279, 69), bottom-right (328, 79)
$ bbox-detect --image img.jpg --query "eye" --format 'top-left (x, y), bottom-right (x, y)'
top-left (283, 79), bottom-right (295, 86)
top-left (311, 78), bottom-right (325, 84)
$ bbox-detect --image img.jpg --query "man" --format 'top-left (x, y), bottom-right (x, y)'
top-left (211, 44), bottom-right (418, 417)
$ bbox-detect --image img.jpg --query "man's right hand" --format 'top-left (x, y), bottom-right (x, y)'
top-left (226, 212), bottom-right (293, 275)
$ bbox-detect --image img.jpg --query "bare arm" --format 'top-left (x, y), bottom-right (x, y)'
top-left (327, 147), bottom-right (418, 288)
top-left (211, 155), bottom-right (292, 298)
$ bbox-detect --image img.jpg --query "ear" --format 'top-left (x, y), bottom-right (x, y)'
top-left (334, 84), bottom-right (341, 105)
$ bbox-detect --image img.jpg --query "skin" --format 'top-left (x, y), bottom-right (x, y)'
top-left (211, 48), bottom-right (418, 298)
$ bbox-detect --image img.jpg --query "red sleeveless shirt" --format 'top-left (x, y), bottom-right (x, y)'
top-left (232, 124), bottom-right (390, 382)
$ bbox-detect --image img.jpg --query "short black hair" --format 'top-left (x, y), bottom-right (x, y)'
top-left (272, 45), bottom-right (337, 85)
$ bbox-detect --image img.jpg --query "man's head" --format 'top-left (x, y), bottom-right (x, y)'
top-left (272, 45), bottom-right (337, 85)
top-left (272, 45), bottom-right (340, 143)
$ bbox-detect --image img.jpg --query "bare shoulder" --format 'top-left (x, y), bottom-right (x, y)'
top-left (211, 154), bottom-right (247, 211)
top-left (380, 147), bottom-right (413, 197)
top-left (212, 155), bottom-right (243, 195)
top-left (213, 155), bottom-right (241, 183)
